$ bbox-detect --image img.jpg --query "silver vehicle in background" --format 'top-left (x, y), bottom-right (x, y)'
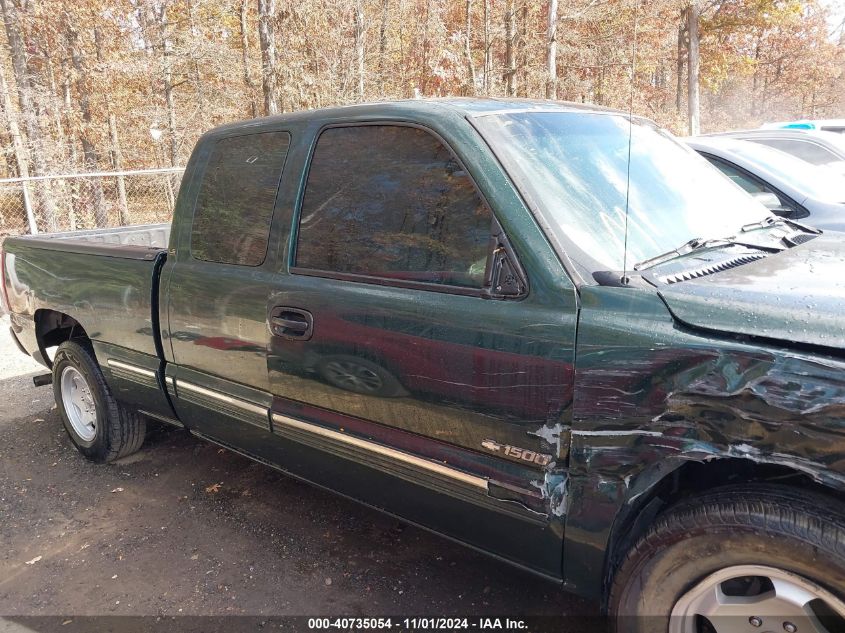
top-left (704, 128), bottom-right (845, 176)
top-left (687, 136), bottom-right (845, 232)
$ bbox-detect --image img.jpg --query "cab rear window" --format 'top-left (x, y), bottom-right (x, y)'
top-left (191, 131), bottom-right (290, 266)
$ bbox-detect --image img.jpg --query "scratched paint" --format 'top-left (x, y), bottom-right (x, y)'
top-left (563, 282), bottom-right (845, 598)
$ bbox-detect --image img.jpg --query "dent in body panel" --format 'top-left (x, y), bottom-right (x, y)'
top-left (563, 285), bottom-right (845, 597)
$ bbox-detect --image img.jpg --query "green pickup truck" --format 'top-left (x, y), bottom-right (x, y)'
top-left (4, 99), bottom-right (845, 631)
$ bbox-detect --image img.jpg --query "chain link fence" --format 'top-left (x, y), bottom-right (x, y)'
top-left (0, 167), bottom-right (184, 239)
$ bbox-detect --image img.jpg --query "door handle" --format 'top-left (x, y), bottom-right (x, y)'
top-left (268, 307), bottom-right (314, 340)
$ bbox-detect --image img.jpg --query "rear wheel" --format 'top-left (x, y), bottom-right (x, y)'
top-left (52, 340), bottom-right (146, 463)
top-left (610, 485), bottom-right (845, 633)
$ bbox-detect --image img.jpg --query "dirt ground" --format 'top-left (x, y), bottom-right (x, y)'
top-left (0, 317), bottom-right (598, 624)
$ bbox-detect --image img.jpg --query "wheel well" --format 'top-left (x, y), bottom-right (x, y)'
top-left (34, 309), bottom-right (90, 366)
top-left (604, 458), bottom-right (845, 599)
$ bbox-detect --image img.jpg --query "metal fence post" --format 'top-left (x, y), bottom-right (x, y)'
top-left (21, 180), bottom-right (37, 234)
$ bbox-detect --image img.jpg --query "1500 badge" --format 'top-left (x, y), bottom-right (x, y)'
top-left (481, 439), bottom-right (553, 466)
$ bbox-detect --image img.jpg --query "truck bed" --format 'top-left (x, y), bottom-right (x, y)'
top-left (3, 223), bottom-right (170, 362)
top-left (8, 223), bottom-right (171, 260)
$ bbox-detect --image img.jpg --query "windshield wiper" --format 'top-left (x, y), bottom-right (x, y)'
top-left (633, 216), bottom-right (796, 271)
top-left (633, 237), bottom-right (728, 271)
top-left (634, 232), bottom-right (787, 271)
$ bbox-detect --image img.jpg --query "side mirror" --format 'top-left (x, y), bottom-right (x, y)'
top-left (751, 191), bottom-right (783, 210)
top-left (751, 191), bottom-right (795, 218)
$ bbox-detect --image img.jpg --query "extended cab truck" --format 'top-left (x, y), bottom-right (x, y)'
top-left (3, 99), bottom-right (845, 631)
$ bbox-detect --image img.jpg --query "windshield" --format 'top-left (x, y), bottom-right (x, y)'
top-left (474, 111), bottom-right (772, 271)
top-left (729, 142), bottom-right (845, 202)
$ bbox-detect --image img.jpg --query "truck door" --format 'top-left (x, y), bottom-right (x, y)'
top-left (164, 130), bottom-right (291, 449)
top-left (265, 123), bottom-right (578, 577)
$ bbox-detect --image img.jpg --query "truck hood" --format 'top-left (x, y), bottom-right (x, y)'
top-left (657, 233), bottom-right (845, 349)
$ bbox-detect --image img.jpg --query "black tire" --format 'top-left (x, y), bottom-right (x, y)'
top-left (52, 340), bottom-right (146, 463)
top-left (316, 354), bottom-right (408, 398)
top-left (609, 485), bottom-right (845, 632)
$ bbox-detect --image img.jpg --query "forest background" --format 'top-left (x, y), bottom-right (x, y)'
top-left (1, 0), bottom-right (843, 233)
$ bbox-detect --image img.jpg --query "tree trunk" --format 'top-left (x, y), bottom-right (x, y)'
top-left (240, 0), bottom-right (259, 118)
top-left (483, 0), bottom-right (490, 94)
top-left (67, 16), bottom-right (107, 228)
top-left (0, 61), bottom-right (36, 233)
top-left (504, 0), bottom-right (515, 96)
top-left (676, 11), bottom-right (686, 113)
top-left (354, 0), bottom-right (365, 101)
top-left (687, 0), bottom-right (700, 135)
top-left (1, 0), bottom-right (56, 230)
top-left (377, 0), bottom-right (389, 94)
top-left (153, 4), bottom-right (179, 167)
top-left (258, 0), bottom-right (278, 115)
top-left (464, 0), bottom-right (476, 94)
top-left (545, 0), bottom-right (558, 99)
top-left (109, 113), bottom-right (131, 226)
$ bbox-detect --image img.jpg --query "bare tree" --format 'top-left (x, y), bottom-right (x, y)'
top-left (483, 0), bottom-right (491, 94)
top-left (66, 14), bottom-right (107, 227)
top-left (377, 0), bottom-right (389, 94)
top-left (354, 0), bottom-right (365, 101)
top-left (676, 10), bottom-right (687, 113)
top-left (687, 0), bottom-right (700, 135)
top-left (546, 0), bottom-right (558, 99)
top-left (240, 0), bottom-right (260, 118)
top-left (1, 0), bottom-right (56, 229)
top-left (108, 113), bottom-right (130, 225)
top-left (464, 0), bottom-right (476, 94)
top-left (0, 61), bottom-right (36, 232)
top-left (504, 0), bottom-right (516, 96)
top-left (258, 0), bottom-right (278, 115)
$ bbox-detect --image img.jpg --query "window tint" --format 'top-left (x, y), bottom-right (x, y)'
top-left (752, 138), bottom-right (838, 166)
top-left (191, 131), bottom-right (290, 266)
top-left (295, 125), bottom-right (492, 289)
top-left (706, 158), bottom-right (768, 194)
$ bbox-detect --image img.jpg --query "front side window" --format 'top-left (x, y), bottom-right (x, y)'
top-left (295, 125), bottom-right (493, 289)
top-left (191, 131), bottom-right (290, 266)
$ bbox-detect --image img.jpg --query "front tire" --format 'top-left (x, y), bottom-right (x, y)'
top-left (610, 485), bottom-right (845, 633)
top-left (52, 340), bottom-right (146, 463)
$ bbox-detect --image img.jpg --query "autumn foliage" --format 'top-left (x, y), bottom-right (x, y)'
top-left (0, 0), bottom-right (842, 180)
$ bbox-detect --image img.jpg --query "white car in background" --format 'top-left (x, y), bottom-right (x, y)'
top-left (704, 128), bottom-right (845, 177)
top-left (686, 136), bottom-right (845, 232)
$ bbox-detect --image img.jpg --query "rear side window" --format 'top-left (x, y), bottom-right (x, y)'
top-left (295, 125), bottom-right (492, 289)
top-left (753, 138), bottom-right (838, 166)
top-left (191, 131), bottom-right (290, 266)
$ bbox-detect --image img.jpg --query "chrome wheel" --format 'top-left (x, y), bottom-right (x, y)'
top-left (60, 365), bottom-right (97, 442)
top-left (670, 565), bottom-right (845, 633)
top-left (323, 360), bottom-right (383, 394)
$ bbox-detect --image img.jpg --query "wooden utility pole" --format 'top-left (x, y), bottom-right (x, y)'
top-left (258, 0), bottom-right (279, 115)
top-left (546, 0), bottom-right (558, 99)
top-left (687, 0), bottom-right (700, 135)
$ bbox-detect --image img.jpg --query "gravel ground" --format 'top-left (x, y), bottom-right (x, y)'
top-left (0, 317), bottom-right (598, 624)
